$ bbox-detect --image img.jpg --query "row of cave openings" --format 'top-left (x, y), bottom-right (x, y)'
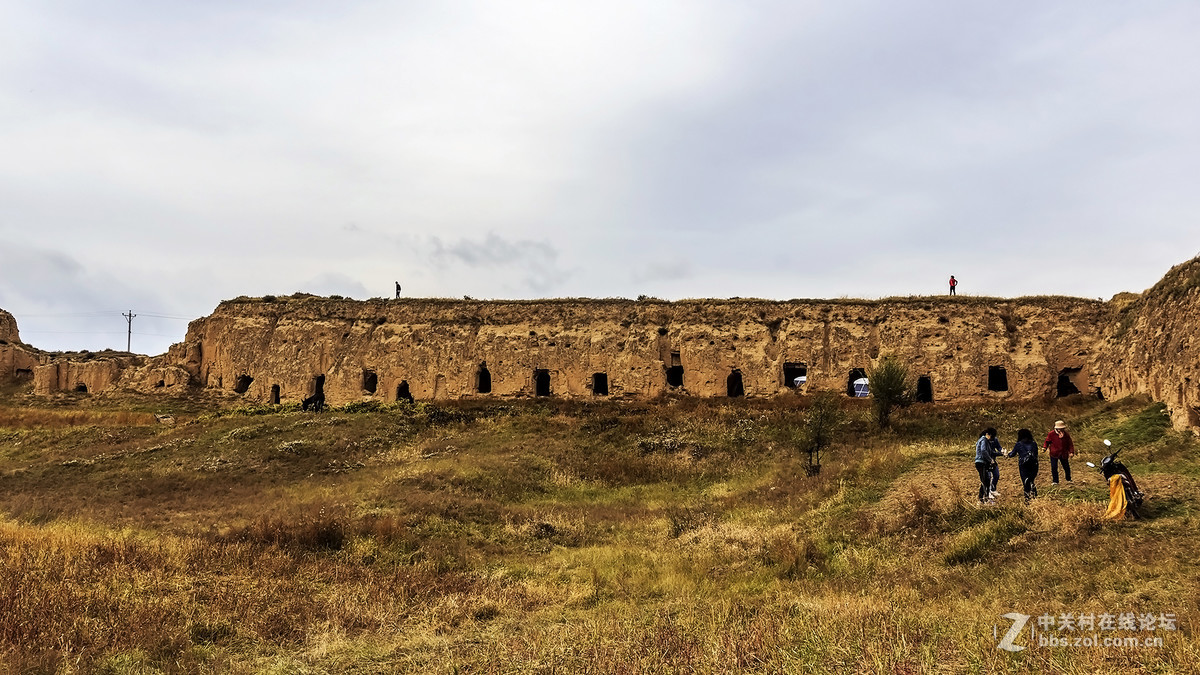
top-left (233, 374), bottom-right (418, 405)
top-left (469, 362), bottom-right (590, 397)
top-left (986, 365), bottom-right (1089, 398)
top-left (228, 363), bottom-right (1089, 403)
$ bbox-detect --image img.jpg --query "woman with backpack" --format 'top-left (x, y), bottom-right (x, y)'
top-left (975, 427), bottom-right (1003, 503)
top-left (1007, 428), bottom-right (1040, 502)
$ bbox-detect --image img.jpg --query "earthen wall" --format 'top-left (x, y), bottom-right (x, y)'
top-left (148, 296), bottom-right (1110, 408)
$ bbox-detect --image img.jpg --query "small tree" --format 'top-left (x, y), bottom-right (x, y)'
top-left (798, 391), bottom-right (844, 475)
top-left (868, 355), bottom-right (911, 429)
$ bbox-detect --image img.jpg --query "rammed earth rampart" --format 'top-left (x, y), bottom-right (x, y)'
top-left (6, 255), bottom-right (1200, 431)
top-left (146, 295), bottom-right (1111, 406)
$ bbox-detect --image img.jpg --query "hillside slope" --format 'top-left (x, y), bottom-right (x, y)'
top-left (0, 395), bottom-right (1195, 672)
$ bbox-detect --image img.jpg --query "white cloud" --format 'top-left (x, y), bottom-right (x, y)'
top-left (3, 0), bottom-right (1200, 353)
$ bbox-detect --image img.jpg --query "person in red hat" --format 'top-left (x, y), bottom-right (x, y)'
top-left (1044, 420), bottom-right (1075, 484)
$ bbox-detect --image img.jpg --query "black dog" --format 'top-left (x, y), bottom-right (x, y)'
top-left (301, 392), bottom-right (325, 412)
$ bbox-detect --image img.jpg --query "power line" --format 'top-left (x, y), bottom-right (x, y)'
top-left (21, 330), bottom-right (182, 335)
top-left (16, 312), bottom-right (125, 318)
top-left (21, 330), bottom-right (131, 335)
top-left (13, 310), bottom-right (193, 320)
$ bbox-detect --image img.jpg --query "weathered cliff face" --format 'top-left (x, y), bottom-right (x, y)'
top-left (0, 306), bottom-right (147, 394)
top-left (0, 309), bottom-right (19, 344)
top-left (33, 356), bottom-right (143, 396)
top-left (16, 256), bottom-right (1200, 432)
top-left (0, 309), bottom-right (39, 386)
top-left (1098, 257), bottom-right (1200, 429)
top-left (158, 295), bottom-right (1109, 408)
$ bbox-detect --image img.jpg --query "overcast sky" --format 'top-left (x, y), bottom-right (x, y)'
top-left (3, 1), bottom-right (1200, 355)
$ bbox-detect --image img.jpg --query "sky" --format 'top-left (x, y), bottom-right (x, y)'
top-left (3, 1), bottom-right (1200, 355)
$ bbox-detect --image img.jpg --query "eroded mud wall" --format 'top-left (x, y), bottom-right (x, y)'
top-left (0, 309), bottom-right (19, 344)
top-left (1098, 257), bottom-right (1200, 429)
top-left (170, 296), bottom-right (1108, 407)
top-left (33, 357), bottom-right (140, 395)
top-left (0, 309), bottom-right (38, 385)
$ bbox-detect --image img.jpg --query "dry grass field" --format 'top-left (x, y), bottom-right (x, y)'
top-left (0, 390), bottom-right (1196, 673)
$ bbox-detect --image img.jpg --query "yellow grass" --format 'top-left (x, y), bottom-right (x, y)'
top-left (0, 408), bottom-right (158, 429)
top-left (0, 395), bottom-right (1195, 673)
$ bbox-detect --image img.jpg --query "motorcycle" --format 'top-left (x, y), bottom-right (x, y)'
top-left (1087, 439), bottom-right (1145, 520)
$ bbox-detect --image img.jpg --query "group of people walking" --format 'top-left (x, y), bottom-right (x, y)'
top-left (974, 420), bottom-right (1076, 503)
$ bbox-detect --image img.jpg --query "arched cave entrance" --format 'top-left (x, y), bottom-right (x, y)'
top-left (477, 362), bottom-right (492, 394)
top-left (665, 351), bottom-right (684, 388)
top-left (362, 369), bottom-right (378, 394)
top-left (846, 368), bottom-right (867, 397)
top-left (592, 372), bottom-right (609, 396)
top-left (916, 376), bottom-right (933, 403)
top-left (987, 366), bottom-right (1008, 392)
top-left (74, 383), bottom-right (88, 394)
top-left (727, 370), bottom-right (745, 397)
top-left (395, 380), bottom-right (413, 403)
top-left (233, 375), bottom-right (254, 394)
top-left (1056, 368), bottom-right (1082, 397)
top-left (534, 369), bottom-right (551, 397)
top-left (270, 384), bottom-right (280, 405)
top-left (783, 362), bottom-right (807, 389)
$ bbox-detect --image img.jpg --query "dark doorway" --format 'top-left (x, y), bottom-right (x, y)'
top-left (396, 380), bottom-right (413, 403)
top-left (592, 372), bottom-right (609, 396)
top-left (14, 368), bottom-right (32, 381)
top-left (916, 376), bottom-right (933, 403)
top-left (534, 369), bottom-right (551, 397)
top-left (74, 383), bottom-right (88, 393)
top-left (233, 375), bottom-right (253, 394)
top-left (846, 368), bottom-right (867, 397)
top-left (477, 362), bottom-right (492, 394)
top-left (311, 374), bottom-right (326, 398)
top-left (783, 362), bottom-right (807, 388)
top-left (270, 384), bottom-right (281, 405)
top-left (362, 369), bottom-right (378, 394)
top-left (727, 370), bottom-right (745, 397)
top-left (666, 366), bottom-right (684, 387)
top-left (666, 351), bottom-right (684, 388)
top-left (1056, 368), bottom-right (1082, 397)
top-left (987, 366), bottom-right (1008, 392)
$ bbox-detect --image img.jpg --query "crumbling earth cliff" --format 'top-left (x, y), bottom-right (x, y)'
top-left (8, 255), bottom-right (1200, 432)
top-left (1097, 257), bottom-right (1200, 429)
top-left (121, 294), bottom-right (1109, 410)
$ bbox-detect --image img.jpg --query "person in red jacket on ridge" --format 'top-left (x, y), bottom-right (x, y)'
top-left (949, 276), bottom-right (958, 295)
top-left (1044, 420), bottom-right (1076, 484)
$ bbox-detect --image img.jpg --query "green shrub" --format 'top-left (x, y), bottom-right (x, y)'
top-left (339, 400), bottom-right (385, 414)
top-left (791, 391), bottom-right (844, 475)
top-left (867, 356), bottom-right (911, 429)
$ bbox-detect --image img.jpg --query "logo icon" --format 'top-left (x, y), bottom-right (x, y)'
top-left (997, 612), bottom-right (1032, 652)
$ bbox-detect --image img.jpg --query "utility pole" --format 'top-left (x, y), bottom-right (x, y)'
top-left (123, 310), bottom-right (136, 352)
